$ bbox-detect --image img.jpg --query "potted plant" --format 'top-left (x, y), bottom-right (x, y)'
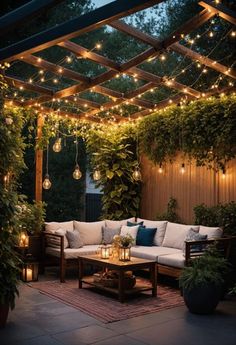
top-left (179, 245), bottom-right (229, 314)
top-left (0, 228), bottom-right (21, 328)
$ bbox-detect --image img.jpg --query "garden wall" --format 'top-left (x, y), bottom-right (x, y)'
top-left (140, 154), bottom-right (236, 223)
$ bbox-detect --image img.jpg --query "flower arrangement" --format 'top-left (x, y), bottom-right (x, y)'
top-left (113, 233), bottom-right (134, 248)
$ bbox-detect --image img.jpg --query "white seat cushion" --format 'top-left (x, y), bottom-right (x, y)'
top-left (199, 225), bottom-right (223, 239)
top-left (45, 221), bottom-right (74, 233)
top-left (74, 220), bottom-right (105, 245)
top-left (105, 218), bottom-right (135, 229)
top-left (162, 222), bottom-right (199, 249)
top-left (131, 246), bottom-right (181, 261)
top-left (158, 253), bottom-right (186, 268)
top-left (137, 218), bottom-right (167, 246)
top-left (46, 245), bottom-right (100, 259)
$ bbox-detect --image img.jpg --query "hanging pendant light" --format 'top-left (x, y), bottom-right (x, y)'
top-left (132, 165), bottom-right (142, 181)
top-left (158, 163), bottom-right (163, 174)
top-left (73, 125), bottom-right (82, 180)
top-left (93, 169), bottom-right (101, 181)
top-left (43, 174), bottom-right (52, 189)
top-left (43, 145), bottom-right (52, 190)
top-left (180, 163), bottom-right (185, 174)
top-left (53, 137), bottom-right (62, 152)
top-left (73, 164), bottom-right (82, 180)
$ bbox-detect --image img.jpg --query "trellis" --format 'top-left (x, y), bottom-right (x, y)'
top-left (0, 0), bottom-right (235, 201)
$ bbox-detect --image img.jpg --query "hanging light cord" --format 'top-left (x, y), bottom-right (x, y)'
top-left (75, 124), bottom-right (78, 165)
top-left (46, 144), bottom-right (49, 175)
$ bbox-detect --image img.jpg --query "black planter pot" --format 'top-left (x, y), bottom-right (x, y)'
top-left (183, 284), bottom-right (221, 314)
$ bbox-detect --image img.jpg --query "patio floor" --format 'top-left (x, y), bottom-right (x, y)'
top-left (1, 273), bottom-right (236, 345)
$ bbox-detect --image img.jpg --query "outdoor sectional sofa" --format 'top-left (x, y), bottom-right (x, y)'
top-left (43, 218), bottom-right (230, 282)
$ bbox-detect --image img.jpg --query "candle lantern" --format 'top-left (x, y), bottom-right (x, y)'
top-left (19, 231), bottom-right (29, 248)
top-left (100, 244), bottom-right (110, 259)
top-left (21, 261), bottom-right (39, 282)
top-left (119, 246), bottom-right (131, 262)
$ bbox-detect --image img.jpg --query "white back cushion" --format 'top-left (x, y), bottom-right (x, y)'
top-left (120, 225), bottom-right (139, 245)
top-left (199, 225), bottom-right (223, 239)
top-left (45, 221), bottom-right (74, 233)
top-left (137, 218), bottom-right (167, 246)
top-left (74, 220), bottom-right (105, 245)
top-left (162, 222), bottom-right (199, 249)
top-left (105, 218), bottom-right (135, 229)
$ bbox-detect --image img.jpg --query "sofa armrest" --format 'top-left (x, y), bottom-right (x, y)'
top-left (185, 237), bottom-right (232, 266)
top-left (42, 232), bottom-right (64, 259)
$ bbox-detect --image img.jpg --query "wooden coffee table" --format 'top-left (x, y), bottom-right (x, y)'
top-left (78, 254), bottom-right (157, 303)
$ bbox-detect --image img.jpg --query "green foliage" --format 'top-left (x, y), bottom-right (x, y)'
top-left (194, 202), bottom-right (236, 236)
top-left (15, 197), bottom-right (46, 235)
top-left (0, 71), bottom-right (27, 309)
top-left (0, 228), bottom-right (20, 309)
top-left (86, 123), bottom-right (141, 220)
top-left (179, 245), bottom-right (229, 291)
top-left (139, 95), bottom-right (236, 170)
top-left (156, 197), bottom-right (181, 223)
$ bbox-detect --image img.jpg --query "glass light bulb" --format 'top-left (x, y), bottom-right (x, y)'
top-left (132, 167), bottom-right (142, 181)
top-left (73, 165), bottom-right (82, 180)
top-left (93, 169), bottom-right (101, 181)
top-left (158, 164), bottom-right (163, 174)
top-left (43, 174), bottom-right (51, 189)
top-left (53, 138), bottom-right (62, 152)
top-left (180, 163), bottom-right (185, 174)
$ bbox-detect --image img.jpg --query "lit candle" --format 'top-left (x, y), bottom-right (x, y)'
top-left (23, 268), bottom-right (33, 281)
top-left (19, 232), bottom-right (29, 247)
top-left (101, 245), bottom-right (109, 259)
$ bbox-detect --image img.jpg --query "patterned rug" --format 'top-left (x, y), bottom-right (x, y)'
top-left (29, 278), bottom-right (184, 323)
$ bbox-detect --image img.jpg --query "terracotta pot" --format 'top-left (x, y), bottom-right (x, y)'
top-left (0, 304), bottom-right (9, 328)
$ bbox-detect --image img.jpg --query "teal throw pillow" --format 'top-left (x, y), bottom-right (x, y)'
top-left (136, 226), bottom-right (157, 246)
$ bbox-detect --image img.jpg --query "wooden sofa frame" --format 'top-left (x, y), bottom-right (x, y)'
top-left (42, 232), bottom-right (233, 282)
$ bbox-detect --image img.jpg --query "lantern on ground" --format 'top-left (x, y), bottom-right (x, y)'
top-left (21, 261), bottom-right (39, 282)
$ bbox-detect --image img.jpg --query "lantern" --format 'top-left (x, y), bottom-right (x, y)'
top-left (100, 244), bottom-right (110, 259)
top-left (19, 231), bottom-right (29, 248)
top-left (119, 246), bottom-right (131, 261)
top-left (21, 262), bottom-right (39, 282)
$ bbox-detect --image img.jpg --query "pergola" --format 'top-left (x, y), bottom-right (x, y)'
top-left (0, 0), bottom-right (235, 202)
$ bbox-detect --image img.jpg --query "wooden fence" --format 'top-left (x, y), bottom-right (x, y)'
top-left (140, 154), bottom-right (236, 223)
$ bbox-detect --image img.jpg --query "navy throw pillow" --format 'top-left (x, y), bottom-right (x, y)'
top-left (136, 226), bottom-right (157, 246)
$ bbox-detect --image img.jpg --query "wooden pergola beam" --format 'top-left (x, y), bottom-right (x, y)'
top-left (171, 43), bottom-right (236, 80)
top-left (199, 0), bottom-right (236, 25)
top-left (58, 41), bottom-right (120, 71)
top-left (5, 75), bottom-right (54, 96)
top-left (0, 0), bottom-right (164, 62)
top-left (22, 54), bottom-right (90, 83)
top-left (0, 0), bottom-right (64, 35)
top-left (110, 17), bottom-right (236, 80)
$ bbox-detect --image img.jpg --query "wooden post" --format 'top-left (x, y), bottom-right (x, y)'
top-left (35, 113), bottom-right (44, 202)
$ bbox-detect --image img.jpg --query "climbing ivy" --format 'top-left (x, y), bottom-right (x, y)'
top-left (86, 123), bottom-right (141, 220)
top-left (138, 95), bottom-right (236, 170)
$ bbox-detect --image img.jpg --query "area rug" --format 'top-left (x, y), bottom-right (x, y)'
top-left (29, 278), bottom-right (184, 323)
